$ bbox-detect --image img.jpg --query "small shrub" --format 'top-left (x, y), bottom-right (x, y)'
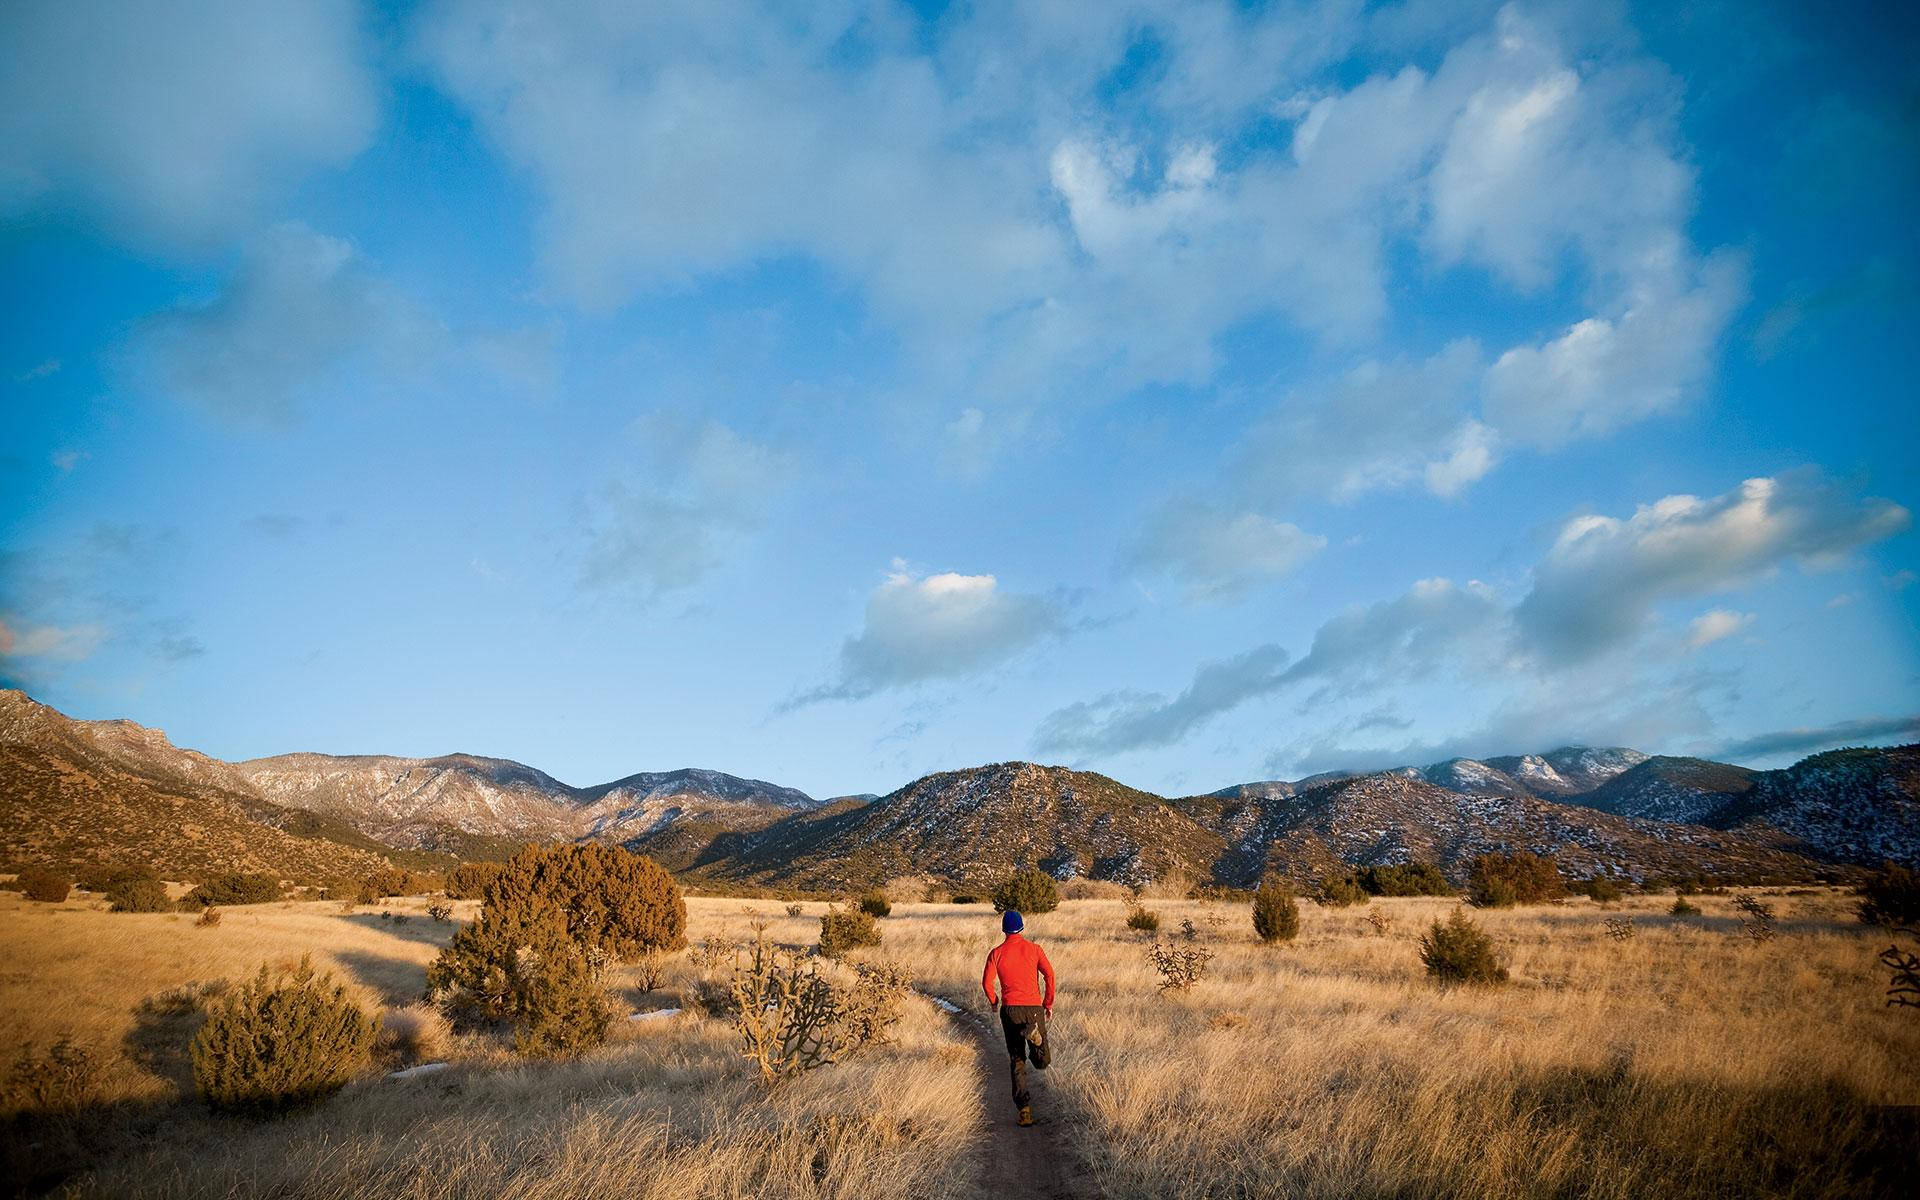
top-left (1317, 873), bottom-right (1369, 907)
top-left (1365, 910), bottom-right (1393, 937)
top-left (1603, 917), bottom-right (1634, 942)
top-left (785, 902), bottom-right (804, 917)
top-left (1356, 862), bottom-right (1454, 897)
top-left (1125, 905), bottom-right (1160, 934)
top-left (838, 960), bottom-right (912, 1049)
top-left (1252, 877), bottom-right (1300, 944)
top-left (183, 873), bottom-right (281, 908)
top-left (1467, 852), bottom-right (1566, 908)
top-left (1856, 862), bottom-right (1920, 928)
top-left (110, 878), bottom-right (173, 912)
top-left (1420, 910), bottom-right (1508, 985)
top-left (196, 906), bottom-right (222, 928)
top-left (856, 889), bottom-right (892, 918)
top-left (1179, 917), bottom-right (1201, 941)
top-left (1671, 896), bottom-right (1701, 917)
top-left (375, 1003), bottom-right (451, 1065)
top-left (632, 947), bottom-right (671, 992)
top-left (192, 957), bottom-right (376, 1113)
top-left (819, 906), bottom-right (881, 958)
top-left (427, 902), bottom-right (453, 924)
top-left (19, 867), bottom-right (72, 903)
top-left (992, 868), bottom-right (1060, 916)
top-left (1573, 876), bottom-right (1625, 904)
top-left (1147, 940), bottom-right (1213, 991)
top-left (4, 1038), bottom-right (101, 1113)
top-left (1733, 894), bottom-right (1777, 943)
top-left (951, 894), bottom-right (981, 904)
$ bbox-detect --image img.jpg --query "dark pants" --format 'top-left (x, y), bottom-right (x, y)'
top-left (999, 1004), bottom-right (1051, 1108)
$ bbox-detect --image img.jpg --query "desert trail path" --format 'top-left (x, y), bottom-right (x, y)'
top-left (921, 991), bottom-right (1106, 1200)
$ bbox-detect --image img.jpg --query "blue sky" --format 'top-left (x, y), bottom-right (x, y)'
top-left (2, 0), bottom-right (1916, 800)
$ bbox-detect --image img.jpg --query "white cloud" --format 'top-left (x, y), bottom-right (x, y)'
top-left (0, 0), bottom-right (377, 245)
top-left (1126, 502), bottom-right (1326, 603)
top-left (1483, 250), bottom-right (1746, 448)
top-left (1685, 608), bottom-right (1752, 649)
top-left (49, 450), bottom-right (88, 473)
top-left (416, 0), bottom-right (1734, 472)
top-left (579, 417), bottom-right (793, 597)
top-left (790, 563), bottom-right (1070, 705)
top-left (1235, 341), bottom-right (1494, 504)
top-left (1517, 472), bottom-right (1910, 662)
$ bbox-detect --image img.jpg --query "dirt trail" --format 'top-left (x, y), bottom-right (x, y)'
top-left (922, 992), bottom-right (1105, 1200)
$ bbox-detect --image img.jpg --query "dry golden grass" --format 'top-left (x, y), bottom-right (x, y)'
top-left (3, 889), bottom-right (1914, 1198)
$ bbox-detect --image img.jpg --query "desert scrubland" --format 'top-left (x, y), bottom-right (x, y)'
top-left (3, 887), bottom-right (1915, 1199)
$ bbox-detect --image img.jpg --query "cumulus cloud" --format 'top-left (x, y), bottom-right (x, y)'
top-left (0, 0), bottom-right (377, 245)
top-left (1483, 250), bottom-right (1746, 448)
top-left (1712, 715), bottom-right (1920, 764)
top-left (1517, 472), bottom-right (1910, 662)
top-left (415, 0), bottom-right (1732, 472)
top-left (1235, 341), bottom-right (1495, 505)
top-left (122, 223), bottom-right (448, 427)
top-left (1035, 577), bottom-right (1506, 757)
top-left (1125, 502), bottom-right (1326, 603)
top-left (579, 417), bottom-right (792, 597)
top-left (1685, 608), bottom-right (1753, 649)
top-left (789, 563), bottom-right (1070, 706)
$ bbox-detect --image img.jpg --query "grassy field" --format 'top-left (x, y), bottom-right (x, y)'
top-left (2, 887), bottom-right (1915, 1198)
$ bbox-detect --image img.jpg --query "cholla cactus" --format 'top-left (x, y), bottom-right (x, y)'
top-left (1881, 930), bottom-right (1919, 1009)
top-left (729, 931), bottom-right (845, 1082)
top-left (1147, 940), bottom-right (1213, 991)
top-left (1733, 894), bottom-right (1777, 943)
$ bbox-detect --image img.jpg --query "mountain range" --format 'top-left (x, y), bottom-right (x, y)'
top-left (2, 689), bottom-right (1914, 889)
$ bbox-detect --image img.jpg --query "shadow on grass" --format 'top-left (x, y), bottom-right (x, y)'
top-left (336, 912), bottom-right (457, 949)
top-left (334, 949), bottom-right (432, 1007)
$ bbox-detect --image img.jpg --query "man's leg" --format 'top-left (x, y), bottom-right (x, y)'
top-left (1000, 1006), bottom-right (1033, 1111)
top-left (1030, 1010), bottom-right (1052, 1071)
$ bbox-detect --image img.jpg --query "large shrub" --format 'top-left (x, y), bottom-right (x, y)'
top-left (1856, 862), bottom-right (1920, 928)
top-left (1570, 876), bottom-right (1625, 904)
top-left (1355, 862), bottom-right (1454, 896)
top-left (357, 868), bottom-right (443, 902)
top-left (1466, 852), bottom-right (1566, 908)
top-left (1252, 877), bottom-right (1301, 943)
top-left (444, 861), bottom-right (505, 900)
top-left (1420, 910), bottom-right (1508, 985)
top-left (192, 957), bottom-right (376, 1113)
top-left (183, 873), bottom-right (281, 908)
top-left (856, 888), bottom-right (891, 918)
top-left (1317, 873), bottom-right (1370, 907)
top-left (18, 867), bottom-right (71, 903)
top-left (992, 868), bottom-right (1060, 916)
top-left (110, 878), bottom-right (173, 912)
top-left (819, 906), bottom-right (882, 958)
top-left (426, 844), bottom-right (679, 1055)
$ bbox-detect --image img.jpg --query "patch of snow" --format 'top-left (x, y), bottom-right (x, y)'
top-left (386, 1062), bottom-right (449, 1080)
top-left (628, 1007), bottom-right (683, 1022)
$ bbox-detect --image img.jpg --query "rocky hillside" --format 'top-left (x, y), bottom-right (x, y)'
top-left (1570, 756), bottom-right (1760, 823)
top-left (1196, 771), bottom-right (1828, 886)
top-left (1714, 745), bottom-right (1920, 866)
top-left (0, 690), bottom-right (395, 881)
top-left (1424, 746), bottom-right (1649, 799)
top-left (688, 762), bottom-right (1227, 891)
top-left (1, 691), bottom-right (825, 877)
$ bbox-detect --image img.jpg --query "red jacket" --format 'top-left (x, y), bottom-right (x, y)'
top-left (983, 933), bottom-right (1056, 1009)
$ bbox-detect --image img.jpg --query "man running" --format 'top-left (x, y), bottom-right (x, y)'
top-left (982, 908), bottom-right (1056, 1127)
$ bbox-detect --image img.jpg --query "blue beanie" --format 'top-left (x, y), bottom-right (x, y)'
top-left (1001, 909), bottom-right (1024, 933)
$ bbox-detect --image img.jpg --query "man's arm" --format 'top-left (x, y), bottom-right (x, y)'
top-left (1038, 945), bottom-right (1056, 1012)
top-left (982, 945), bottom-right (1002, 1007)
